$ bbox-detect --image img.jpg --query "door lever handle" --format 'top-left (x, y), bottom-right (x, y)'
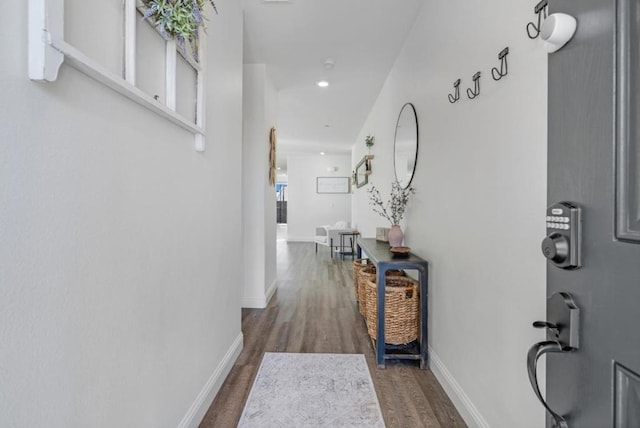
top-left (527, 341), bottom-right (572, 428)
top-left (528, 292), bottom-right (580, 427)
top-left (533, 321), bottom-right (560, 338)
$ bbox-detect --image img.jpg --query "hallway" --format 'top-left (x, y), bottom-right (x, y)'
top-left (200, 240), bottom-right (466, 427)
top-left (3, 1), bottom-right (556, 425)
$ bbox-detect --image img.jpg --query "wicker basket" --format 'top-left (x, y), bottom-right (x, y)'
top-left (365, 276), bottom-right (419, 345)
top-left (353, 259), bottom-right (370, 301)
top-left (356, 266), bottom-right (404, 316)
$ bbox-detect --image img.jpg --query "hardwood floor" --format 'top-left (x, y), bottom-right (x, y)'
top-left (199, 240), bottom-right (466, 427)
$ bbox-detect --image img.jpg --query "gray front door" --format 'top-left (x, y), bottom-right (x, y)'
top-left (539, 0), bottom-right (640, 426)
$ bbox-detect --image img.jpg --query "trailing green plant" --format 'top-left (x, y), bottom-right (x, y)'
top-left (367, 181), bottom-right (415, 225)
top-left (365, 135), bottom-right (375, 149)
top-left (141, 0), bottom-right (217, 61)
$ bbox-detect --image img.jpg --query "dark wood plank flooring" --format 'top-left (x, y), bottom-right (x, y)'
top-left (199, 241), bottom-right (466, 427)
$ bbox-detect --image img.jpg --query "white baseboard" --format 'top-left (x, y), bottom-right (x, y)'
top-left (242, 295), bottom-right (266, 308)
top-left (428, 346), bottom-right (490, 428)
top-left (286, 236), bottom-right (314, 242)
top-left (265, 279), bottom-right (277, 305)
top-left (178, 333), bottom-right (244, 428)
top-left (243, 279), bottom-right (278, 308)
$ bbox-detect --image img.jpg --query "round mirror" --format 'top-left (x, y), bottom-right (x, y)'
top-left (393, 103), bottom-right (419, 189)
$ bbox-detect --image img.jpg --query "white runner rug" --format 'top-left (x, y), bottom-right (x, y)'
top-left (238, 352), bottom-right (385, 427)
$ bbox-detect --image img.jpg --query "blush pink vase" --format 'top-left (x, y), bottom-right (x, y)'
top-left (388, 225), bottom-right (404, 247)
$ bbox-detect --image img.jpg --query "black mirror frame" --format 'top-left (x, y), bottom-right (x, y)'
top-left (393, 102), bottom-right (419, 189)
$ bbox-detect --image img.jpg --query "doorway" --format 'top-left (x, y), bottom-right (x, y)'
top-left (276, 182), bottom-right (288, 242)
top-left (276, 183), bottom-right (287, 224)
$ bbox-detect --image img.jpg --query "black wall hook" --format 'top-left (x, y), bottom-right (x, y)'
top-left (527, 0), bottom-right (548, 39)
top-left (467, 72), bottom-right (481, 99)
top-left (448, 79), bottom-right (461, 103)
top-left (491, 47), bottom-right (509, 81)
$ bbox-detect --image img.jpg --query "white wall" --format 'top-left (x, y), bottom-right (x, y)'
top-left (352, 1), bottom-right (547, 427)
top-left (242, 64), bottom-right (277, 308)
top-left (264, 71), bottom-right (278, 305)
top-left (287, 154), bottom-right (352, 241)
top-left (0, 1), bottom-right (243, 427)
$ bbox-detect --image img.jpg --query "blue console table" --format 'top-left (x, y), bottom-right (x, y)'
top-left (356, 238), bottom-right (429, 369)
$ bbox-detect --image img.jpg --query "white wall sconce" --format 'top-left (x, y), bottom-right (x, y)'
top-left (327, 166), bottom-right (338, 172)
top-left (540, 13), bottom-right (577, 53)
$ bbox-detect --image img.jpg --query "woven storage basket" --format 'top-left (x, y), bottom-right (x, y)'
top-left (356, 266), bottom-right (404, 316)
top-left (365, 276), bottom-right (419, 345)
top-left (353, 259), bottom-right (370, 301)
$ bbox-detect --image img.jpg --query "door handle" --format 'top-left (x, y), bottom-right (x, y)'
top-left (527, 292), bottom-right (580, 427)
top-left (527, 341), bottom-right (571, 428)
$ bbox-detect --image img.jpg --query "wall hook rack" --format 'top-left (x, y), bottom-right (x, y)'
top-left (467, 72), bottom-right (481, 99)
top-left (448, 79), bottom-right (461, 103)
top-left (527, 0), bottom-right (549, 39)
top-left (491, 47), bottom-right (509, 81)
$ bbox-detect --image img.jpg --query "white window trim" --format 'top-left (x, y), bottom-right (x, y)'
top-left (28, 0), bottom-right (207, 152)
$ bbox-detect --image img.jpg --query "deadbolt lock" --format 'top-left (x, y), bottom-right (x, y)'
top-left (542, 202), bottom-right (581, 269)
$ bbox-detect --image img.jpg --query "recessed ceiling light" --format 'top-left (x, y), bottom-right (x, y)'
top-left (316, 80), bottom-right (329, 88)
top-left (320, 152), bottom-right (325, 155)
top-left (277, 167), bottom-right (281, 170)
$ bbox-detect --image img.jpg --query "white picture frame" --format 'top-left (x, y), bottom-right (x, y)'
top-left (316, 177), bottom-right (350, 194)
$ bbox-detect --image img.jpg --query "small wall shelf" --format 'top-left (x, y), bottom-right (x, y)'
top-left (364, 155), bottom-right (374, 175)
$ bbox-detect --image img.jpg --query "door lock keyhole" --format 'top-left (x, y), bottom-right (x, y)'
top-left (542, 233), bottom-right (570, 264)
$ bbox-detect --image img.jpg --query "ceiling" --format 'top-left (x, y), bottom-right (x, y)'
top-left (241, 0), bottom-right (424, 172)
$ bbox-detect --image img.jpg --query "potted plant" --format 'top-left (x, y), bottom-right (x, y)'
top-left (365, 135), bottom-right (375, 154)
top-left (141, 0), bottom-right (217, 61)
top-left (367, 181), bottom-right (415, 246)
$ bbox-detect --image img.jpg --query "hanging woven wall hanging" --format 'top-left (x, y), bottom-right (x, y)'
top-left (269, 127), bottom-right (277, 187)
